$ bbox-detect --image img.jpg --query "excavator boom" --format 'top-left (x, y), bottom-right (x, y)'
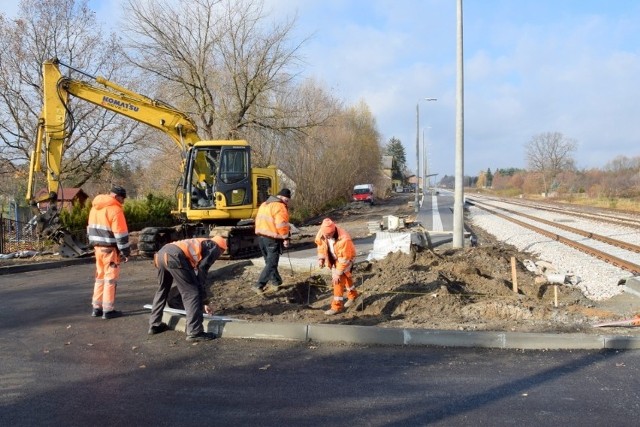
top-left (27, 58), bottom-right (279, 258)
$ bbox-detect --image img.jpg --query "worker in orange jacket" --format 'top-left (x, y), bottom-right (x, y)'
top-left (315, 218), bottom-right (358, 315)
top-left (253, 188), bottom-right (292, 295)
top-left (86, 185), bottom-right (130, 320)
top-left (148, 236), bottom-right (227, 341)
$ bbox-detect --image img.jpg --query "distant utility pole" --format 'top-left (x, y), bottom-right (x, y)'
top-left (453, 0), bottom-right (465, 248)
top-left (415, 98), bottom-right (437, 212)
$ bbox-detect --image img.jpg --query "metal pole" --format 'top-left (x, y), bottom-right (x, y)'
top-left (422, 128), bottom-right (425, 195)
top-left (453, 0), bottom-right (465, 248)
top-left (415, 103), bottom-right (420, 213)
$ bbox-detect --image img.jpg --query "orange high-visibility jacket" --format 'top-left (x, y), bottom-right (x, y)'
top-left (87, 194), bottom-right (130, 257)
top-left (172, 238), bottom-right (215, 269)
top-left (254, 196), bottom-right (290, 240)
top-left (160, 238), bottom-right (223, 288)
top-left (315, 225), bottom-right (356, 275)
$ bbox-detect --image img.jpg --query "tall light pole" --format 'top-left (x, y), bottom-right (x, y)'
top-left (453, 0), bottom-right (465, 248)
top-left (422, 128), bottom-right (426, 195)
top-left (423, 128), bottom-right (434, 194)
top-left (415, 98), bottom-right (437, 213)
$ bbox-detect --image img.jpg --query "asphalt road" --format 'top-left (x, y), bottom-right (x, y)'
top-left (2, 260), bottom-right (640, 426)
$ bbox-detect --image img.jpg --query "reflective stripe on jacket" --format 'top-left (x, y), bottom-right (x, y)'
top-left (172, 238), bottom-right (210, 269)
top-left (156, 238), bottom-right (222, 289)
top-left (254, 196), bottom-right (290, 240)
top-left (315, 225), bottom-right (356, 274)
top-left (87, 194), bottom-right (130, 257)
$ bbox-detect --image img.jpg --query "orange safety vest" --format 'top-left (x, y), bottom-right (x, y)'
top-left (315, 226), bottom-right (356, 274)
top-left (87, 194), bottom-right (130, 256)
top-left (254, 196), bottom-right (290, 240)
top-left (172, 238), bottom-right (210, 269)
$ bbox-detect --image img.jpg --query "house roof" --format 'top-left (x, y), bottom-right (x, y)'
top-left (35, 187), bottom-right (87, 201)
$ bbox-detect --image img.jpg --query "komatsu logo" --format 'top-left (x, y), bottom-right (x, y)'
top-left (102, 96), bottom-right (139, 112)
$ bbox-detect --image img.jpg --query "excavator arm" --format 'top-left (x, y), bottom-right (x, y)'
top-left (26, 58), bottom-right (280, 258)
top-left (25, 58), bottom-right (205, 256)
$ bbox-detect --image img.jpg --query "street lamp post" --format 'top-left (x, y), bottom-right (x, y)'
top-left (415, 98), bottom-right (437, 212)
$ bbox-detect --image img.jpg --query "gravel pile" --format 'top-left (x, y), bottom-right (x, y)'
top-left (468, 205), bottom-right (637, 301)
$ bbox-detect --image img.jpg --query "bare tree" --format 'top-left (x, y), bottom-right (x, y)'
top-left (525, 131), bottom-right (577, 196)
top-left (121, 0), bottom-right (330, 168)
top-left (287, 99), bottom-right (383, 215)
top-left (0, 0), bottom-right (152, 199)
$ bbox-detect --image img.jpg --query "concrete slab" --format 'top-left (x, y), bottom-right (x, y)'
top-left (604, 335), bottom-right (640, 349)
top-left (503, 332), bottom-right (604, 350)
top-left (308, 324), bottom-right (405, 345)
top-left (217, 321), bottom-right (308, 341)
top-left (623, 276), bottom-right (640, 298)
top-left (403, 329), bottom-right (506, 348)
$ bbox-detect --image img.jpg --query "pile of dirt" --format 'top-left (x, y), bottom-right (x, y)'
top-left (209, 194), bottom-right (623, 334)
top-left (211, 244), bottom-right (614, 333)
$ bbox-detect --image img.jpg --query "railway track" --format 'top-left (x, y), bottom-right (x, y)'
top-left (466, 196), bottom-right (640, 275)
top-left (490, 197), bottom-right (640, 230)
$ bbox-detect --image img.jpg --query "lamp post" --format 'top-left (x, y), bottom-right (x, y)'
top-left (415, 98), bottom-right (437, 212)
top-left (423, 126), bottom-right (433, 194)
top-left (453, 0), bottom-right (465, 248)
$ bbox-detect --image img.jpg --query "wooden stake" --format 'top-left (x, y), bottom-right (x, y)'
top-left (554, 285), bottom-right (558, 307)
top-left (511, 257), bottom-right (518, 293)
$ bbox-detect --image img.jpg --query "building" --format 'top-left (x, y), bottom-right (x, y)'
top-left (34, 187), bottom-right (89, 212)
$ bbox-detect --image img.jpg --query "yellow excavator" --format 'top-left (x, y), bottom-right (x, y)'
top-left (27, 58), bottom-right (280, 258)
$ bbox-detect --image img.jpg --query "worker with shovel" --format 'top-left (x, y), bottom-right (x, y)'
top-left (315, 218), bottom-right (358, 315)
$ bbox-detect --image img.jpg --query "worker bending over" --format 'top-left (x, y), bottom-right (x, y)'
top-left (148, 236), bottom-right (227, 341)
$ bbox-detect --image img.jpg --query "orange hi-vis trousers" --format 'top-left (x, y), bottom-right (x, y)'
top-left (92, 247), bottom-right (122, 312)
top-left (331, 271), bottom-right (358, 311)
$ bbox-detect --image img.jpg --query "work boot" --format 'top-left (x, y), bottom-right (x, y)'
top-left (324, 308), bottom-right (341, 315)
top-left (186, 331), bottom-right (217, 342)
top-left (344, 296), bottom-right (360, 309)
top-left (91, 308), bottom-right (103, 318)
top-left (102, 310), bottom-right (122, 320)
top-left (148, 323), bottom-right (170, 335)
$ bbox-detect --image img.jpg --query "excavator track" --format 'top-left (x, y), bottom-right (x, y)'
top-left (137, 224), bottom-right (261, 259)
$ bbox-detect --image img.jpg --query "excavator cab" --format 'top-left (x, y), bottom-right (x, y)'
top-left (184, 141), bottom-right (253, 215)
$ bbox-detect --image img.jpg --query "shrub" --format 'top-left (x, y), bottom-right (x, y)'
top-left (59, 193), bottom-right (177, 232)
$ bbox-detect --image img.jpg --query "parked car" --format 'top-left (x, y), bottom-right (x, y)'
top-left (352, 184), bottom-right (375, 205)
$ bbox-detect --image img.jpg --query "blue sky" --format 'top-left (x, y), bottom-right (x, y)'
top-left (5, 0), bottom-right (640, 178)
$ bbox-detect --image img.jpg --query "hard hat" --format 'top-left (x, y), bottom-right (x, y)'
top-left (212, 235), bottom-right (228, 251)
top-left (320, 218), bottom-right (336, 235)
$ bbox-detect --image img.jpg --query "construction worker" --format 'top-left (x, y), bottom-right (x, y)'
top-left (148, 236), bottom-right (227, 342)
top-left (315, 218), bottom-right (358, 315)
top-left (253, 188), bottom-right (292, 295)
top-left (86, 185), bottom-right (130, 319)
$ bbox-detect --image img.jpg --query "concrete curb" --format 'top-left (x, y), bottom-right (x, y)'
top-left (157, 313), bottom-right (640, 350)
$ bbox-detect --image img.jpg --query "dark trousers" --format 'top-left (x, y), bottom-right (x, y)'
top-left (257, 236), bottom-right (283, 288)
top-left (149, 246), bottom-right (204, 336)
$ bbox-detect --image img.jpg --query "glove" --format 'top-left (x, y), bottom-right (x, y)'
top-left (318, 259), bottom-right (325, 268)
top-left (331, 269), bottom-right (341, 284)
top-left (283, 239), bottom-right (290, 248)
top-left (203, 304), bottom-right (213, 315)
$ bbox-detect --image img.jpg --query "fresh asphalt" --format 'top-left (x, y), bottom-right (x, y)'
top-left (2, 253), bottom-right (640, 425)
top-left (2, 192), bottom-right (640, 426)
